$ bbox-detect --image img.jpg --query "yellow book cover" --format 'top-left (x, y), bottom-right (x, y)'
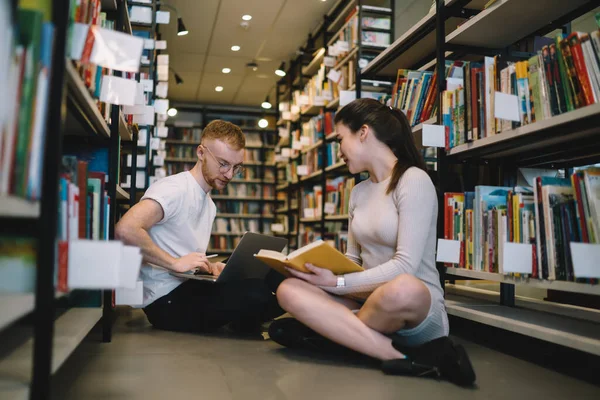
top-left (254, 240), bottom-right (364, 277)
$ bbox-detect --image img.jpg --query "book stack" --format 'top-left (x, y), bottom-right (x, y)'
top-left (1, 6), bottom-right (55, 200)
top-left (444, 168), bottom-right (599, 281)
top-left (440, 29), bottom-right (600, 150)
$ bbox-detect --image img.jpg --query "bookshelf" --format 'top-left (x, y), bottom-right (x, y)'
top-left (359, 0), bottom-right (600, 354)
top-left (0, 0), bottom-right (146, 397)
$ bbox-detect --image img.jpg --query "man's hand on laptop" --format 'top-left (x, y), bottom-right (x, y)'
top-left (171, 252), bottom-right (213, 274)
top-left (211, 262), bottom-right (226, 276)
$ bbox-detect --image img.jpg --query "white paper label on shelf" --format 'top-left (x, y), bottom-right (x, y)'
top-left (154, 99), bottom-right (169, 114)
top-left (130, 5), bottom-right (152, 23)
top-left (282, 111), bottom-right (292, 120)
top-left (502, 242), bottom-right (533, 274)
top-left (134, 82), bottom-right (145, 105)
top-left (133, 106), bottom-right (155, 126)
top-left (570, 243), bottom-right (600, 278)
top-left (303, 208), bottom-right (316, 219)
top-left (157, 65), bottom-right (169, 81)
top-left (141, 55), bottom-right (150, 65)
top-left (299, 95), bottom-right (310, 106)
top-left (327, 68), bottom-right (342, 83)
top-left (328, 45), bottom-right (339, 57)
top-left (339, 90), bottom-right (356, 107)
top-left (85, 26), bottom-right (144, 73)
top-left (322, 91), bottom-right (333, 101)
top-left (143, 39), bottom-right (154, 49)
top-left (156, 10), bottom-right (171, 24)
top-left (140, 79), bottom-right (154, 92)
top-left (494, 92), bottom-right (520, 122)
top-left (281, 148), bottom-right (292, 157)
top-left (358, 58), bottom-right (369, 68)
top-left (314, 95), bottom-right (327, 106)
top-left (297, 165), bottom-right (309, 176)
top-left (292, 140), bottom-right (303, 150)
top-left (324, 56), bottom-right (336, 67)
top-left (99, 76), bottom-right (137, 106)
top-left (300, 136), bottom-right (311, 146)
top-left (422, 124), bottom-right (446, 148)
top-left (155, 40), bottom-right (167, 50)
top-left (156, 82), bottom-right (169, 98)
top-left (150, 137), bottom-right (160, 150)
top-left (271, 224), bottom-right (284, 233)
top-left (122, 105), bottom-right (146, 115)
top-left (156, 126), bottom-right (168, 138)
top-left (324, 202), bottom-right (336, 215)
top-left (291, 105), bottom-right (300, 114)
top-left (436, 239), bottom-right (461, 264)
top-left (153, 155), bottom-right (164, 166)
top-left (157, 54), bottom-right (169, 65)
top-left (69, 23), bottom-right (89, 60)
top-left (336, 41), bottom-right (349, 52)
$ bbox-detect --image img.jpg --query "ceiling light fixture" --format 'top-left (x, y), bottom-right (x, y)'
top-left (261, 96), bottom-right (272, 109)
top-left (167, 108), bottom-right (178, 117)
top-left (231, 45), bottom-right (241, 51)
top-left (246, 61), bottom-right (259, 72)
top-left (222, 67), bottom-right (231, 74)
top-left (275, 62), bottom-right (286, 77)
top-left (258, 118), bottom-right (269, 128)
top-left (156, 2), bottom-right (189, 36)
top-left (242, 14), bottom-right (252, 21)
top-left (169, 67), bottom-right (184, 84)
top-left (215, 86), bottom-right (224, 92)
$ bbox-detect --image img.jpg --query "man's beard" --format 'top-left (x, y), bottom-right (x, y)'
top-left (201, 160), bottom-right (227, 189)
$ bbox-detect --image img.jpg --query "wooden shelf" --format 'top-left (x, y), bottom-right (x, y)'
top-left (65, 62), bottom-right (110, 138)
top-left (300, 104), bottom-right (323, 116)
top-left (333, 47), bottom-right (359, 71)
top-left (0, 294), bottom-right (35, 332)
top-left (445, 267), bottom-right (600, 296)
top-left (325, 214), bottom-right (349, 221)
top-left (0, 308), bottom-right (101, 383)
top-left (301, 140), bottom-right (323, 154)
top-left (0, 196), bottom-right (40, 218)
top-left (300, 170), bottom-right (323, 182)
top-left (446, 102), bottom-right (600, 162)
top-left (446, 291), bottom-right (600, 356)
top-left (118, 113), bottom-right (133, 141)
top-left (164, 157), bottom-right (197, 163)
top-left (302, 48), bottom-right (326, 76)
top-left (116, 186), bottom-right (130, 201)
top-left (325, 131), bottom-right (337, 141)
top-left (327, 0), bottom-right (356, 33)
top-left (215, 213), bottom-right (261, 219)
top-left (275, 207), bottom-right (289, 213)
top-left (325, 161), bottom-right (347, 172)
top-left (326, 98), bottom-right (340, 110)
top-left (276, 183), bottom-right (289, 191)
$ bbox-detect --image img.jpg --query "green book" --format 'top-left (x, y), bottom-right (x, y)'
top-left (555, 35), bottom-right (574, 112)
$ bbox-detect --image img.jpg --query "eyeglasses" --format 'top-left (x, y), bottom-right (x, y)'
top-left (203, 145), bottom-right (245, 176)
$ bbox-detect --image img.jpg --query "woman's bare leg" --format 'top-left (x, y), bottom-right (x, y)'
top-left (276, 274), bottom-right (431, 361)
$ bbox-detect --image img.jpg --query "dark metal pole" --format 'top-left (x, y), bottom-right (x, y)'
top-left (30, 0), bottom-right (70, 398)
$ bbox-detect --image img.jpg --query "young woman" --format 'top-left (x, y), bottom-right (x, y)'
top-left (270, 98), bottom-right (475, 386)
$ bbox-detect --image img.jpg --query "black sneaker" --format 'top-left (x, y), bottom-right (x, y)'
top-left (267, 318), bottom-right (349, 354)
top-left (382, 336), bottom-right (476, 387)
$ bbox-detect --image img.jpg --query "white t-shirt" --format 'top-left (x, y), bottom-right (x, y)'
top-left (135, 171), bottom-right (216, 308)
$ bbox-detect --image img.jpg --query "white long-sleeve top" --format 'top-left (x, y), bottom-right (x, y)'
top-left (323, 167), bottom-right (444, 304)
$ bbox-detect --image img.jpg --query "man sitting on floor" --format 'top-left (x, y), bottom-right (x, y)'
top-left (116, 120), bottom-right (284, 334)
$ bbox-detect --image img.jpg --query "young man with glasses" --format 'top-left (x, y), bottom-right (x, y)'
top-left (116, 120), bottom-right (284, 334)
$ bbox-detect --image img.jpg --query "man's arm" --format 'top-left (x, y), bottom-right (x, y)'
top-left (115, 199), bottom-right (212, 273)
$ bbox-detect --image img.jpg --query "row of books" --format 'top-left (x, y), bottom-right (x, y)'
top-left (1, 5), bottom-right (55, 199)
top-left (325, 176), bottom-right (355, 216)
top-left (444, 168), bottom-right (599, 281)
top-left (167, 146), bottom-right (195, 159)
top-left (167, 127), bottom-right (202, 142)
top-left (213, 218), bottom-right (260, 235)
top-left (441, 29), bottom-right (600, 149)
top-left (215, 183), bottom-right (275, 198)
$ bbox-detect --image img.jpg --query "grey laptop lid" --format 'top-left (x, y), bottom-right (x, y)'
top-left (171, 232), bottom-right (287, 283)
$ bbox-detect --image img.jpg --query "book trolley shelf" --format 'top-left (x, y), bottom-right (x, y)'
top-left (361, 0), bottom-right (600, 356)
top-left (0, 0), bottom-right (147, 398)
top-left (274, 0), bottom-right (395, 253)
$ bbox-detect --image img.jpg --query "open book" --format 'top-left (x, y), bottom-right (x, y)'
top-left (254, 240), bottom-right (364, 277)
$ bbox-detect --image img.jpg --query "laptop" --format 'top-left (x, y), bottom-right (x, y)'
top-left (170, 232), bottom-right (287, 283)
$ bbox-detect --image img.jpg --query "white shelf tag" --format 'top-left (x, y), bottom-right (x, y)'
top-left (300, 136), bottom-right (311, 146)
top-left (99, 76), bottom-right (137, 106)
top-left (502, 242), bottom-right (533, 274)
top-left (292, 141), bottom-right (303, 150)
top-left (271, 224), bottom-right (284, 233)
top-left (494, 92), bottom-right (520, 122)
top-left (297, 165), bottom-right (309, 176)
top-left (422, 124), bottom-right (446, 148)
top-left (303, 208), bottom-right (316, 219)
top-left (570, 243), bottom-right (600, 278)
top-left (324, 202), bottom-right (336, 214)
top-left (327, 68), bottom-right (342, 83)
top-left (436, 239), bottom-right (461, 263)
top-left (324, 56), bottom-right (336, 67)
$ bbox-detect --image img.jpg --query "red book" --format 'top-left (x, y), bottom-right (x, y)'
top-left (567, 32), bottom-right (595, 106)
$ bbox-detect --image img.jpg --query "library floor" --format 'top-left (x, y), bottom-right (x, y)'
top-left (51, 309), bottom-right (600, 400)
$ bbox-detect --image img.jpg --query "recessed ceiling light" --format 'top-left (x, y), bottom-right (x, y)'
top-left (215, 86), bottom-right (224, 92)
top-left (167, 108), bottom-right (178, 117)
top-left (231, 45), bottom-right (241, 51)
top-left (222, 68), bottom-right (231, 74)
top-left (242, 15), bottom-right (252, 21)
top-left (258, 118), bottom-right (269, 128)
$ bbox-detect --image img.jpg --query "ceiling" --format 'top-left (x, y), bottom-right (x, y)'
top-left (159, 0), bottom-right (339, 107)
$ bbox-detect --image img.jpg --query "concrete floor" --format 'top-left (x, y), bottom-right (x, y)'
top-left (51, 309), bottom-right (600, 400)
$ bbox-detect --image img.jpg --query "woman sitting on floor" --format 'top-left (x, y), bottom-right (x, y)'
top-left (269, 98), bottom-right (475, 386)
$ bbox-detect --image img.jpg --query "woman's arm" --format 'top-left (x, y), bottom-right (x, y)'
top-left (323, 169), bottom-right (437, 296)
top-left (345, 191), bottom-right (362, 266)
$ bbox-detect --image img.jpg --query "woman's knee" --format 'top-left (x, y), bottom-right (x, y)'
top-left (275, 278), bottom-right (316, 313)
top-left (372, 274), bottom-right (430, 314)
